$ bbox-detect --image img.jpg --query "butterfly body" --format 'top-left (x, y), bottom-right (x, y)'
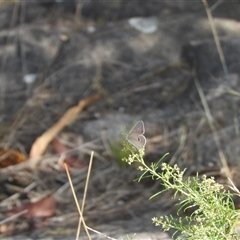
top-left (126, 120), bottom-right (146, 149)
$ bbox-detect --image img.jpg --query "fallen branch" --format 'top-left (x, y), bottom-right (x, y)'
top-left (29, 94), bottom-right (102, 161)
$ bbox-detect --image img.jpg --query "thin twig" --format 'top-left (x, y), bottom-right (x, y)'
top-left (64, 162), bottom-right (91, 240)
top-left (202, 0), bottom-right (240, 145)
top-left (86, 226), bottom-right (117, 240)
top-left (194, 75), bottom-right (231, 179)
top-left (227, 177), bottom-right (240, 194)
top-left (0, 210), bottom-right (28, 226)
top-left (202, 0), bottom-right (228, 75)
top-left (76, 151), bottom-right (94, 239)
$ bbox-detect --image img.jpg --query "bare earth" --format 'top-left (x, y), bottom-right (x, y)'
top-left (1, 1), bottom-right (240, 239)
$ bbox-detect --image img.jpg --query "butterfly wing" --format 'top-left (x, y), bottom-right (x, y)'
top-left (127, 121), bottom-right (146, 149)
top-left (127, 132), bottom-right (146, 149)
top-left (128, 120), bottom-right (145, 135)
top-left (137, 135), bottom-right (146, 148)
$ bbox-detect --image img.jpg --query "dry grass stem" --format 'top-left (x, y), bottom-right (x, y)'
top-left (86, 226), bottom-right (117, 240)
top-left (0, 209), bottom-right (28, 226)
top-left (202, 0), bottom-right (228, 75)
top-left (64, 162), bottom-right (91, 240)
top-left (76, 151), bottom-right (94, 239)
top-left (194, 75), bottom-right (231, 179)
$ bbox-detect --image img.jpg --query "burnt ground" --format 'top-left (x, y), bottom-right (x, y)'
top-left (1, 1), bottom-right (240, 239)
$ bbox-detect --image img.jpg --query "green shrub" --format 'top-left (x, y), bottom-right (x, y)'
top-left (122, 147), bottom-right (240, 240)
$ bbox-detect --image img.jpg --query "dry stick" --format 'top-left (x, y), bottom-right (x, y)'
top-left (0, 182), bottom-right (36, 206)
top-left (64, 163), bottom-right (91, 240)
top-left (202, 0), bottom-right (240, 138)
top-left (65, 153), bottom-right (116, 240)
top-left (226, 88), bottom-right (240, 97)
top-left (0, 2), bottom-right (19, 114)
top-left (19, 2), bottom-right (27, 78)
top-left (85, 226), bottom-right (117, 240)
top-left (0, 210), bottom-right (28, 226)
top-left (74, 2), bottom-right (82, 29)
top-left (202, 0), bottom-right (228, 75)
top-left (228, 177), bottom-right (240, 194)
top-left (194, 76), bottom-right (231, 179)
top-left (202, 0), bottom-right (228, 169)
top-left (76, 151), bottom-right (94, 239)
top-left (209, 0), bottom-right (224, 12)
top-left (29, 94), bottom-right (101, 160)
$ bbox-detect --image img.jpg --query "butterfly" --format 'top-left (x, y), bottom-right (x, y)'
top-left (126, 120), bottom-right (146, 150)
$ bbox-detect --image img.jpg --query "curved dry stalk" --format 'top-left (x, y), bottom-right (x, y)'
top-left (194, 75), bottom-right (231, 180)
top-left (29, 94), bottom-right (102, 161)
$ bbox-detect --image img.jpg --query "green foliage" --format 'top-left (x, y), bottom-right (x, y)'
top-left (110, 141), bottom-right (129, 167)
top-left (122, 146), bottom-right (240, 240)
